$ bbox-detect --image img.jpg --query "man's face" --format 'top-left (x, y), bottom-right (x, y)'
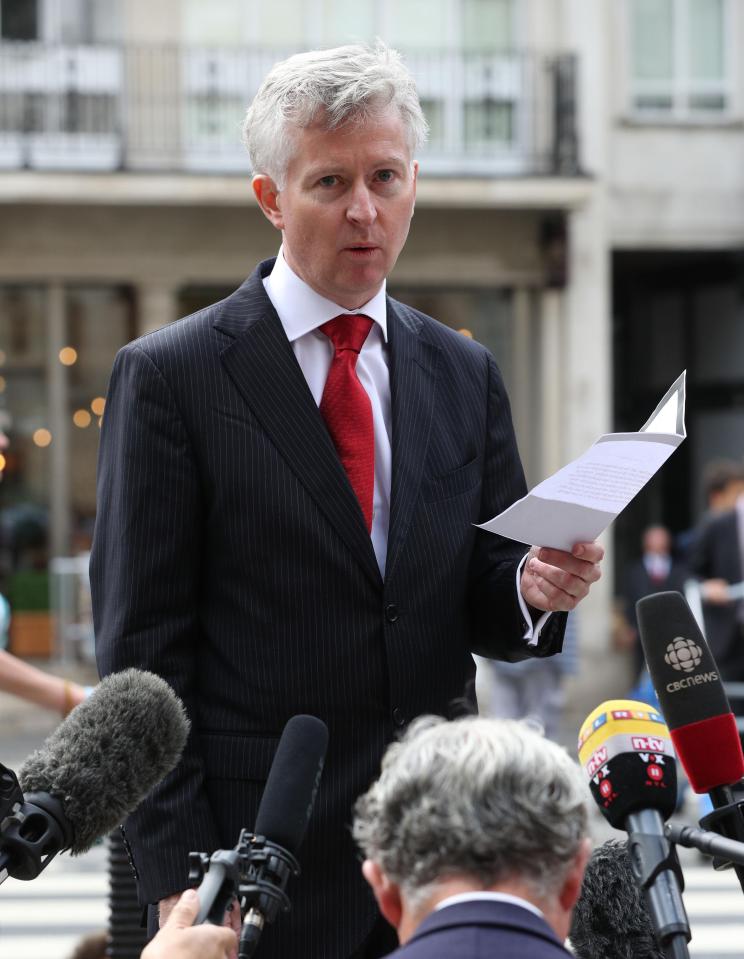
top-left (254, 110), bottom-right (418, 309)
top-left (643, 527), bottom-right (670, 556)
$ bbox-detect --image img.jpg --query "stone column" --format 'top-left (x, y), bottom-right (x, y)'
top-left (47, 282), bottom-right (70, 560)
top-left (510, 287), bottom-right (535, 484)
top-left (136, 282), bottom-right (177, 336)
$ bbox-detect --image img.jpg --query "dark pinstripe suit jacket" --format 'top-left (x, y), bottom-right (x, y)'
top-left (91, 258), bottom-right (566, 959)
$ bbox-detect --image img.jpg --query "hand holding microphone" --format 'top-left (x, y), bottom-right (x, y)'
top-left (144, 889), bottom-right (237, 959)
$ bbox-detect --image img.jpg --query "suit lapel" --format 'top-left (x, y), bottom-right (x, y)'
top-left (385, 299), bottom-right (440, 582)
top-left (215, 264), bottom-right (381, 588)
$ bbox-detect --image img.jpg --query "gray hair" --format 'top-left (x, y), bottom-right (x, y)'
top-left (242, 41), bottom-right (428, 186)
top-left (353, 716), bottom-right (588, 910)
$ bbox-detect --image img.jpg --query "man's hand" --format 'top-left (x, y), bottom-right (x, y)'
top-left (144, 889), bottom-right (237, 959)
top-left (520, 542), bottom-right (604, 613)
top-left (701, 578), bottom-right (732, 605)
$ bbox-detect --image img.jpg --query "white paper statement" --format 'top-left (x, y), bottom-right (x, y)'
top-left (478, 371), bottom-right (686, 550)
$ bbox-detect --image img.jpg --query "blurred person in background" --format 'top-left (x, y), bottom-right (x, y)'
top-left (676, 458), bottom-right (744, 560)
top-left (479, 611), bottom-right (578, 742)
top-left (0, 646), bottom-right (88, 715)
top-left (688, 473), bottom-right (744, 684)
top-left (353, 715), bottom-right (590, 958)
top-left (0, 423), bottom-right (88, 715)
top-left (620, 525), bottom-right (688, 688)
top-left (570, 840), bottom-right (664, 959)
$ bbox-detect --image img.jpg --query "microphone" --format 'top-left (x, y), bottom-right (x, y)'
top-left (191, 714), bottom-right (328, 958)
top-left (238, 713), bottom-right (328, 958)
top-left (578, 699), bottom-right (690, 958)
top-left (1, 669), bottom-right (189, 883)
top-left (636, 591), bottom-right (744, 888)
top-left (636, 590), bottom-right (744, 793)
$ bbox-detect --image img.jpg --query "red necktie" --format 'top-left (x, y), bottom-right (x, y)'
top-left (319, 314), bottom-right (375, 531)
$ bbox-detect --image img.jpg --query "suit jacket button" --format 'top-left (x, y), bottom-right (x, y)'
top-left (385, 604), bottom-right (399, 623)
top-left (392, 707), bottom-right (405, 727)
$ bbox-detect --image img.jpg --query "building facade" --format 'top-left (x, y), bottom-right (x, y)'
top-left (1, 0), bottom-right (741, 721)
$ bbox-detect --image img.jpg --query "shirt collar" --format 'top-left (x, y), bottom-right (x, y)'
top-left (432, 891), bottom-right (544, 919)
top-left (264, 246), bottom-right (388, 343)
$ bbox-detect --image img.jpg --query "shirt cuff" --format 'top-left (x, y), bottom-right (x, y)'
top-left (516, 554), bottom-right (553, 646)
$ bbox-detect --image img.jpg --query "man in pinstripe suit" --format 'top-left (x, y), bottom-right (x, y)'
top-left (91, 43), bottom-right (603, 959)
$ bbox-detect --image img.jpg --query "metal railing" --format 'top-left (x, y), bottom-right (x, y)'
top-left (0, 43), bottom-right (580, 177)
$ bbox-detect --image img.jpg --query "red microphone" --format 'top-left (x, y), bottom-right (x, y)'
top-left (637, 590), bottom-right (744, 892)
top-left (636, 591), bottom-right (744, 792)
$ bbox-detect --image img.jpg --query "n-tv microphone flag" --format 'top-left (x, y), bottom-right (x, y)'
top-left (578, 699), bottom-right (677, 827)
top-left (578, 700), bottom-right (690, 955)
top-left (636, 590), bottom-right (744, 794)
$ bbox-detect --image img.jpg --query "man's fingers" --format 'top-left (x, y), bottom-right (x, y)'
top-left (528, 555), bottom-right (601, 593)
top-left (532, 547), bottom-right (602, 580)
top-left (527, 574), bottom-right (580, 611)
top-left (158, 891), bottom-right (183, 928)
top-left (571, 541), bottom-right (605, 563)
top-left (164, 889), bottom-right (200, 929)
top-left (522, 541), bottom-right (603, 613)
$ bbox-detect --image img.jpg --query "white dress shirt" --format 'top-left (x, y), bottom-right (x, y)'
top-left (263, 248), bottom-right (547, 641)
top-left (264, 247), bottom-right (392, 575)
top-left (433, 890), bottom-right (544, 919)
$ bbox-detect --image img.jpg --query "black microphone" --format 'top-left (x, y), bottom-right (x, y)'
top-left (191, 714), bottom-right (328, 956)
top-left (577, 700), bottom-right (690, 959)
top-left (1, 669), bottom-right (189, 883)
top-left (238, 714), bottom-right (327, 958)
top-left (636, 591), bottom-right (744, 890)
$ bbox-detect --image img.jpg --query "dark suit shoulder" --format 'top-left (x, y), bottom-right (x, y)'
top-left (390, 900), bottom-right (570, 959)
top-left (703, 508), bottom-right (738, 537)
top-left (124, 259), bottom-right (276, 365)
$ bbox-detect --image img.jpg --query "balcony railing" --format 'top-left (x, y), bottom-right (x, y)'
top-left (0, 43), bottom-right (580, 177)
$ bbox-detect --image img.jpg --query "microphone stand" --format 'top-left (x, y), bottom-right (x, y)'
top-left (666, 821), bottom-right (744, 865)
top-left (189, 829), bottom-right (299, 958)
top-left (626, 810), bottom-right (690, 959)
top-left (697, 785), bottom-right (744, 893)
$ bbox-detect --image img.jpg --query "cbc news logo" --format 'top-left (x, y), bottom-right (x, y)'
top-left (664, 637), bottom-right (703, 673)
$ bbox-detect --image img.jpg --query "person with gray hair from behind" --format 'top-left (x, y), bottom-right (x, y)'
top-left (93, 39), bottom-right (603, 959)
top-left (353, 716), bottom-right (591, 959)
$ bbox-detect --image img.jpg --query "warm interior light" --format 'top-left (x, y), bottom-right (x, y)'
top-left (73, 409), bottom-right (92, 428)
top-left (33, 428), bottom-right (52, 447)
top-left (457, 328), bottom-right (473, 338)
top-left (91, 396), bottom-right (106, 416)
top-left (0, 453), bottom-right (6, 471)
top-left (59, 347), bottom-right (78, 366)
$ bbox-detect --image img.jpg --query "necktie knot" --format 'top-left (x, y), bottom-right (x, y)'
top-left (319, 314), bottom-right (374, 354)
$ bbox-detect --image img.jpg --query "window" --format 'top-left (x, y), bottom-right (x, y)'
top-left (0, 0), bottom-right (39, 41)
top-left (462, 0), bottom-right (513, 52)
top-left (629, 0), bottom-right (729, 117)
